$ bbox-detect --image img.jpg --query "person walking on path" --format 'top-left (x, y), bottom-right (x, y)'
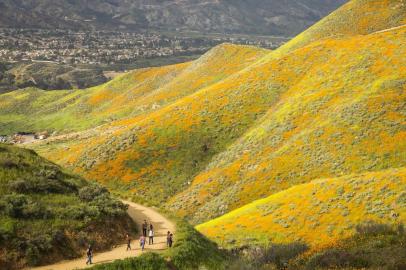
top-left (126, 234), bottom-right (131, 251)
top-left (85, 245), bottom-right (93, 265)
top-left (166, 231), bottom-right (171, 247)
top-left (140, 235), bottom-right (146, 251)
top-left (168, 233), bottom-right (173, 248)
top-left (148, 227), bottom-right (154, 245)
top-left (142, 220), bottom-right (148, 237)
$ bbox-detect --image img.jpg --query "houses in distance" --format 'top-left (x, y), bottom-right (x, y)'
top-left (0, 131), bottom-right (50, 144)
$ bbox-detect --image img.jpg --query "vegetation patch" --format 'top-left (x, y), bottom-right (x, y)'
top-left (0, 144), bottom-right (136, 269)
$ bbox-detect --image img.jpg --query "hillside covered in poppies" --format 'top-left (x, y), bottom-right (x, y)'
top-left (0, 1), bottom-right (405, 268)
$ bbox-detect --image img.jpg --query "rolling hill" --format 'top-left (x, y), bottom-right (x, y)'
top-left (0, 0), bottom-right (347, 37)
top-left (196, 167), bottom-right (406, 248)
top-left (0, 44), bottom-right (267, 134)
top-left (168, 25), bottom-right (406, 223)
top-left (0, 0), bottom-right (404, 258)
top-left (0, 62), bottom-right (108, 94)
top-left (0, 144), bottom-right (135, 269)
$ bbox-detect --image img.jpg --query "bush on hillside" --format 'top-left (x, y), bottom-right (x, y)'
top-left (305, 249), bottom-right (370, 269)
top-left (24, 234), bottom-right (54, 266)
top-left (355, 221), bottom-right (398, 236)
top-left (168, 219), bottom-right (227, 270)
top-left (79, 184), bottom-right (109, 201)
top-left (8, 177), bottom-right (76, 194)
top-left (301, 222), bottom-right (406, 270)
top-left (0, 194), bottom-right (51, 219)
top-left (229, 242), bottom-right (308, 270)
top-left (87, 253), bottom-right (168, 270)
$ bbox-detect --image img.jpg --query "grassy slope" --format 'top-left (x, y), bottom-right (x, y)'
top-left (13, 1), bottom-right (405, 220)
top-left (0, 62), bottom-right (189, 133)
top-left (196, 168), bottom-right (406, 249)
top-left (0, 144), bottom-right (135, 269)
top-left (168, 26), bottom-right (406, 223)
top-left (0, 44), bottom-right (267, 134)
top-left (276, 0), bottom-right (406, 55)
top-left (26, 44), bottom-right (273, 205)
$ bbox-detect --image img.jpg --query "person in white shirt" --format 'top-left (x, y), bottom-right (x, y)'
top-left (148, 227), bottom-right (154, 245)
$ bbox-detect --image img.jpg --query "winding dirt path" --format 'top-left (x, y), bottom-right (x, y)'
top-left (29, 201), bottom-right (175, 270)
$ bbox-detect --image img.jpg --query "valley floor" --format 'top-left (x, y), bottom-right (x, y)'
top-left (28, 201), bottom-right (175, 270)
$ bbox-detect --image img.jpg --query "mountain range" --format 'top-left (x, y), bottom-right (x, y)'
top-left (0, 0), bottom-right (346, 36)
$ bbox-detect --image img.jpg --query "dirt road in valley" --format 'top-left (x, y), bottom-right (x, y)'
top-left (29, 201), bottom-right (175, 270)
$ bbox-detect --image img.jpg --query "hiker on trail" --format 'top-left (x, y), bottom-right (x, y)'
top-left (168, 233), bottom-right (174, 248)
top-left (142, 220), bottom-right (148, 237)
top-left (126, 234), bottom-right (131, 251)
top-left (148, 227), bottom-right (154, 245)
top-left (140, 235), bottom-right (146, 251)
top-left (167, 231), bottom-right (171, 247)
top-left (86, 245), bottom-right (93, 265)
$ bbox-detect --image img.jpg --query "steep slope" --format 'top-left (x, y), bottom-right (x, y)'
top-left (21, 2), bottom-right (405, 213)
top-left (0, 44), bottom-right (268, 134)
top-left (168, 26), bottom-right (406, 223)
top-left (196, 167), bottom-right (406, 248)
top-left (277, 0), bottom-right (406, 55)
top-left (29, 39), bottom-right (324, 205)
top-left (0, 144), bottom-right (134, 269)
top-left (0, 0), bottom-right (346, 37)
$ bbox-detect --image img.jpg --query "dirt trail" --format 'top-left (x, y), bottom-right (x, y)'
top-left (370, 24), bottom-right (406, 35)
top-left (29, 201), bottom-right (175, 270)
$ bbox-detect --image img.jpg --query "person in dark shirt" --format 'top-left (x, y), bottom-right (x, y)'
top-left (142, 220), bottom-right (148, 237)
top-left (86, 245), bottom-right (93, 265)
top-left (126, 234), bottom-right (131, 251)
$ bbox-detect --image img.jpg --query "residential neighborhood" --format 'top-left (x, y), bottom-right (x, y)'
top-left (0, 131), bottom-right (50, 144)
top-left (0, 28), bottom-right (285, 66)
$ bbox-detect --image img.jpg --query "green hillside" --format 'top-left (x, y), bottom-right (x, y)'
top-left (0, 144), bottom-right (135, 269)
top-left (0, 44), bottom-right (267, 134)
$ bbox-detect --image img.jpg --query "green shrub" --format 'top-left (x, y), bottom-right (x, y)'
top-left (8, 177), bottom-right (76, 194)
top-left (0, 217), bottom-right (16, 242)
top-left (355, 221), bottom-right (396, 236)
top-left (79, 184), bottom-right (109, 201)
top-left (88, 253), bottom-right (168, 270)
top-left (1, 194), bottom-right (29, 218)
top-left (297, 222), bottom-right (406, 270)
top-left (305, 249), bottom-right (370, 269)
top-left (0, 194), bottom-right (51, 219)
top-left (25, 234), bottom-right (53, 266)
top-left (167, 219), bottom-right (227, 270)
top-left (229, 242), bottom-right (308, 270)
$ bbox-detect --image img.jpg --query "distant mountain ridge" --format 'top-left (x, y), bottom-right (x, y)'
top-left (0, 0), bottom-right (347, 36)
